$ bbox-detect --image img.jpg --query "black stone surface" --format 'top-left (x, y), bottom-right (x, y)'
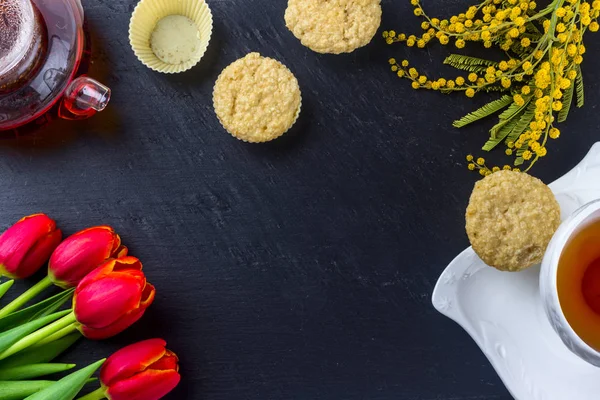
top-left (2, 0), bottom-right (600, 399)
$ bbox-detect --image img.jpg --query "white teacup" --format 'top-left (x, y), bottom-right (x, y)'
top-left (540, 199), bottom-right (600, 366)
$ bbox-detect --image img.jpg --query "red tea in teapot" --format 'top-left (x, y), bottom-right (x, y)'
top-left (0, 0), bottom-right (110, 136)
top-left (0, 0), bottom-right (47, 92)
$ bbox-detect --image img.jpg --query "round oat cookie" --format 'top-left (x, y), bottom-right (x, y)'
top-left (466, 170), bottom-right (561, 272)
top-left (213, 53), bottom-right (302, 143)
top-left (285, 0), bottom-right (382, 54)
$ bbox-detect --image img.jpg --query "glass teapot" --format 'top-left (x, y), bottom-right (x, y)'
top-left (0, 0), bottom-right (110, 134)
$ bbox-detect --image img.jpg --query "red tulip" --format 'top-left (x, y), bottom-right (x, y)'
top-left (73, 256), bottom-right (155, 340)
top-left (49, 226), bottom-right (128, 288)
top-left (100, 339), bottom-right (180, 400)
top-left (0, 214), bottom-right (62, 279)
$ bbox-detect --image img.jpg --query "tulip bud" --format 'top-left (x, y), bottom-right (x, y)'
top-left (0, 214), bottom-right (62, 279)
top-left (100, 339), bottom-right (180, 400)
top-left (49, 226), bottom-right (127, 288)
top-left (73, 256), bottom-right (155, 340)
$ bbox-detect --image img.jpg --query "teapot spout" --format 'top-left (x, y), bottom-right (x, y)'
top-left (58, 76), bottom-right (111, 120)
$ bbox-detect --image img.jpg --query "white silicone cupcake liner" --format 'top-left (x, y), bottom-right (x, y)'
top-left (129, 0), bottom-right (213, 74)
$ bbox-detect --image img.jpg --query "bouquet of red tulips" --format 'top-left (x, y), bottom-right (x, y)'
top-left (0, 214), bottom-right (181, 400)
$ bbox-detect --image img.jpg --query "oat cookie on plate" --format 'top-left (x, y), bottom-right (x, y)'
top-left (466, 170), bottom-right (561, 272)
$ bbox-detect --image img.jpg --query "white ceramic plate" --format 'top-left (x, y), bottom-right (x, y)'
top-left (432, 142), bottom-right (600, 400)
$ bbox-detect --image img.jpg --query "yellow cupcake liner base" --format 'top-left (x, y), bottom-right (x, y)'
top-left (213, 97), bottom-right (303, 144)
top-left (129, 0), bottom-right (213, 74)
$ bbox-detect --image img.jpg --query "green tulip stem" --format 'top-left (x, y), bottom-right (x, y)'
top-left (77, 387), bottom-right (107, 400)
top-left (0, 280), bottom-right (14, 300)
top-left (34, 323), bottom-right (80, 348)
top-left (0, 311), bottom-right (76, 360)
top-left (0, 276), bottom-right (53, 318)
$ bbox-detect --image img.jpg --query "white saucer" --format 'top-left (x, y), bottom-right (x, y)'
top-left (432, 142), bottom-right (600, 400)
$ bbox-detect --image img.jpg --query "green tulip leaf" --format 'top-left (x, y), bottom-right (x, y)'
top-left (0, 310), bottom-right (70, 355)
top-left (0, 379), bottom-right (97, 400)
top-left (0, 380), bottom-right (56, 400)
top-left (0, 363), bottom-right (76, 380)
top-left (0, 332), bottom-right (80, 369)
top-left (0, 280), bottom-right (14, 301)
top-left (24, 359), bottom-right (105, 400)
top-left (0, 289), bottom-right (74, 333)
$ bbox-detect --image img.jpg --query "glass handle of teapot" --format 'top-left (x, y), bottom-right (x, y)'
top-left (58, 76), bottom-right (111, 121)
top-left (73, 0), bottom-right (85, 19)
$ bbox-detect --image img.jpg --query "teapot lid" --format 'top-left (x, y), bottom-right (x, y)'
top-left (0, 0), bottom-right (84, 130)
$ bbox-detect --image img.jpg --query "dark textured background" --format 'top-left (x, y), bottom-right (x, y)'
top-left (2, 0), bottom-right (600, 399)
